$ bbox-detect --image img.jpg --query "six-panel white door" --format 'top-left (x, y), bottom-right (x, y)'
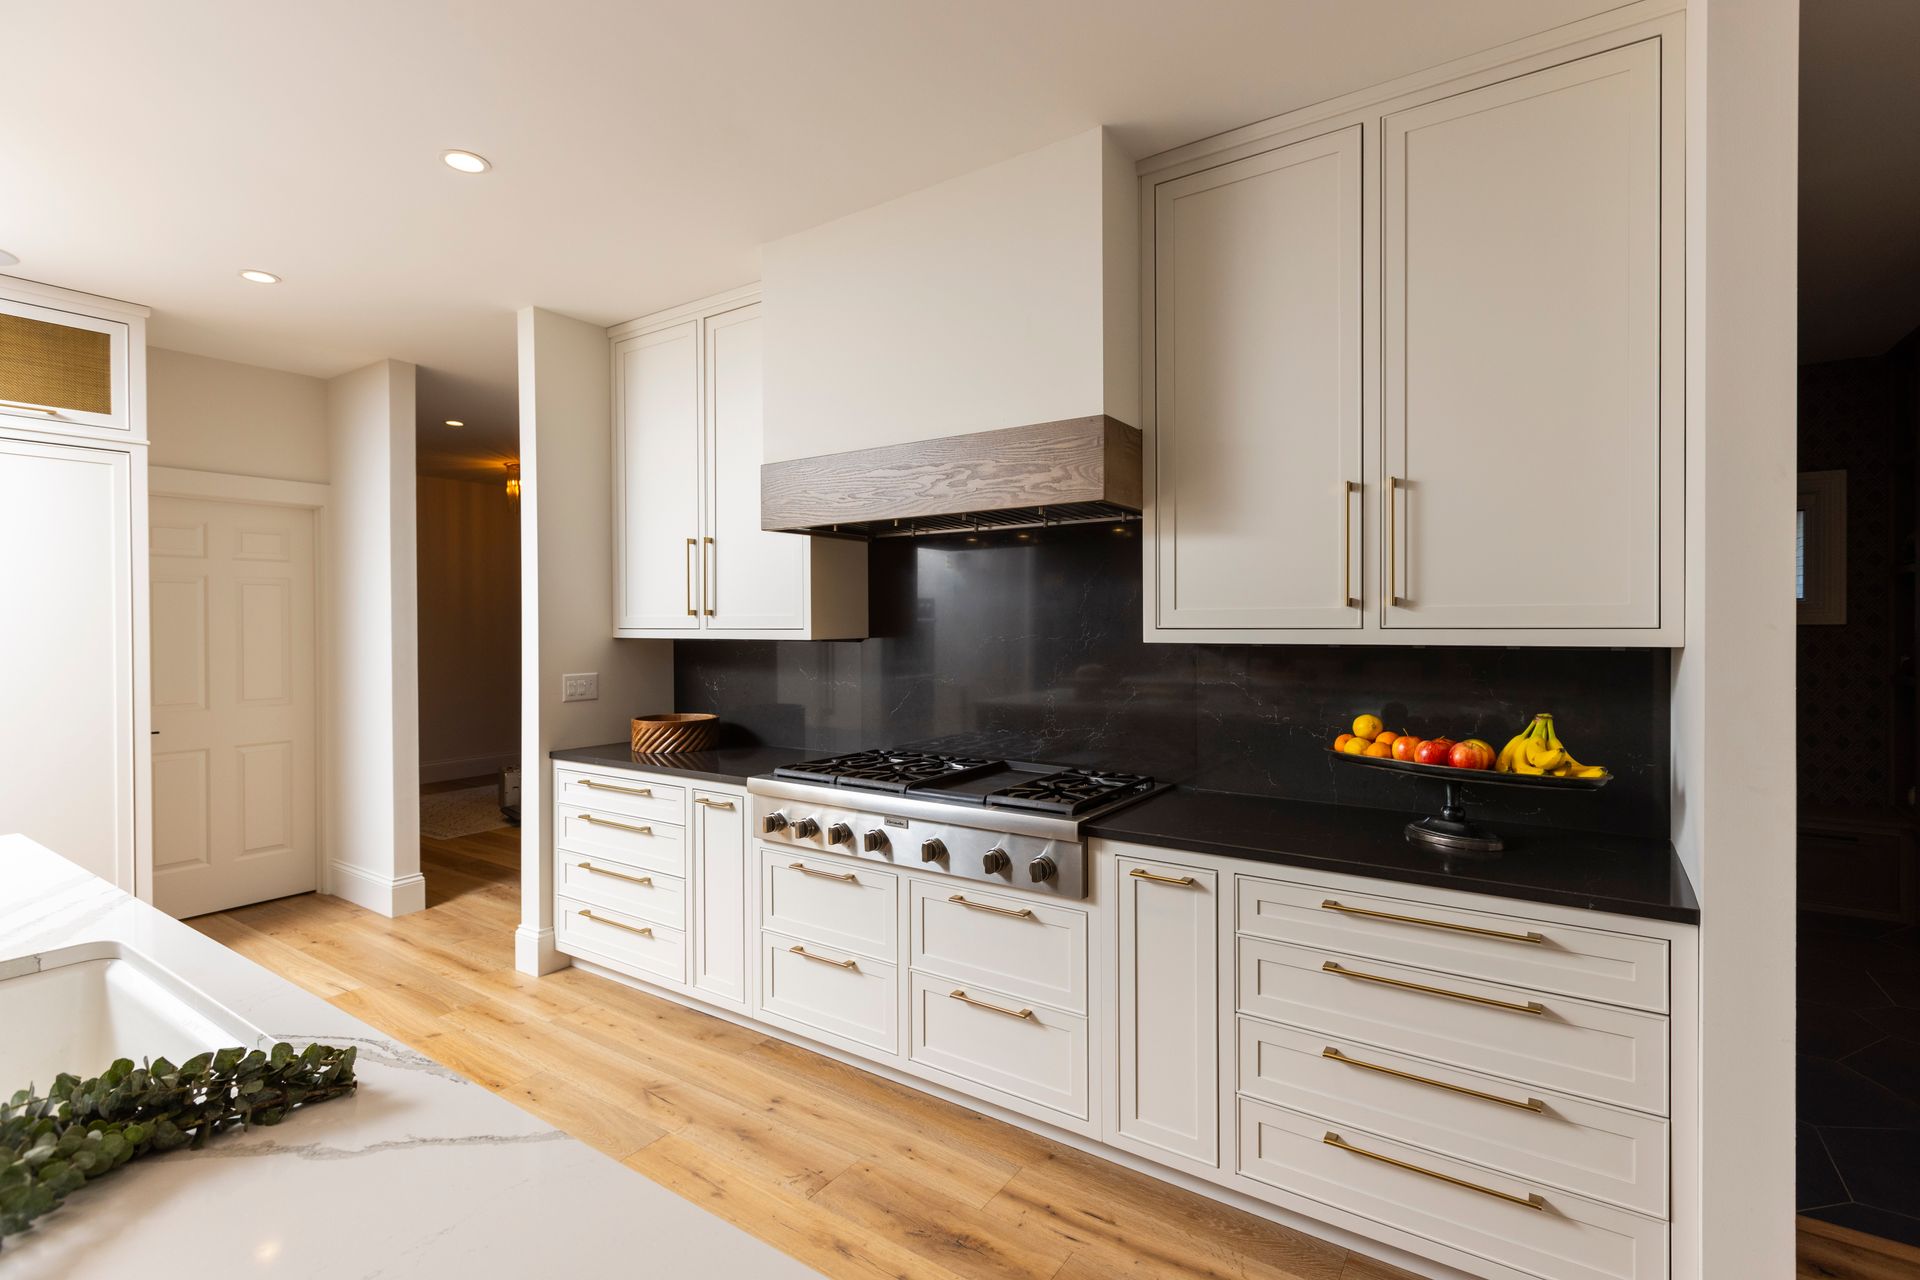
top-left (149, 495), bottom-right (316, 917)
top-left (704, 303), bottom-right (805, 630)
top-left (1152, 125), bottom-right (1363, 631)
top-left (615, 321), bottom-right (703, 631)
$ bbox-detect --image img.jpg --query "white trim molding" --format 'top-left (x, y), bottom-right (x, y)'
top-left (329, 859), bottom-right (427, 918)
top-left (149, 465), bottom-right (330, 509)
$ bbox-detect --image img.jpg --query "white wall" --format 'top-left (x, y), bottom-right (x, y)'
top-left (148, 348), bottom-right (328, 482)
top-left (325, 359), bottom-right (424, 917)
top-left (1674, 0), bottom-right (1799, 1275)
top-left (761, 126), bottom-right (1137, 463)
top-left (516, 306), bottom-right (673, 975)
top-left (417, 474), bottom-right (520, 783)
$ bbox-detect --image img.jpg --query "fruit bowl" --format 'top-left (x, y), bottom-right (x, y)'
top-left (1328, 750), bottom-right (1611, 790)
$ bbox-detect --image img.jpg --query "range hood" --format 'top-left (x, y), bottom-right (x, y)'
top-left (760, 416), bottom-right (1142, 539)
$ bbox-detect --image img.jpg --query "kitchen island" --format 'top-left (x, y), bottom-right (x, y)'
top-left (0, 833), bottom-right (817, 1279)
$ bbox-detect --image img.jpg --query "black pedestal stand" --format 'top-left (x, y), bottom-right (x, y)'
top-left (1404, 779), bottom-right (1504, 855)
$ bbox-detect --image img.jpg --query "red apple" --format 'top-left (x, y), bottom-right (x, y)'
top-left (1414, 737), bottom-right (1456, 766)
top-left (1391, 736), bottom-right (1423, 763)
top-left (1450, 738), bottom-right (1496, 770)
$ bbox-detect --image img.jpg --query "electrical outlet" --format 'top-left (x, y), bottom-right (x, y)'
top-left (561, 672), bottom-right (599, 703)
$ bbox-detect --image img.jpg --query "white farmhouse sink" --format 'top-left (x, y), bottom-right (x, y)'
top-left (0, 941), bottom-right (264, 1092)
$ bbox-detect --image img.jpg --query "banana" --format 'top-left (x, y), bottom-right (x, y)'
top-left (1494, 730), bottom-right (1529, 774)
top-left (1496, 713), bottom-right (1607, 779)
top-left (1510, 719), bottom-right (1547, 775)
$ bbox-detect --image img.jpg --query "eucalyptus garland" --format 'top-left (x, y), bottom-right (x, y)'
top-left (0, 1042), bottom-right (358, 1248)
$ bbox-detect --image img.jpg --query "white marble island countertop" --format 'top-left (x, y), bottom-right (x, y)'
top-left (0, 834), bottom-right (818, 1279)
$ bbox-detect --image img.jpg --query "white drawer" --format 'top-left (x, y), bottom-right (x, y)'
top-left (760, 929), bottom-right (898, 1054)
top-left (761, 848), bottom-right (897, 961)
top-left (556, 848), bottom-right (686, 929)
top-left (556, 804), bottom-right (686, 876)
top-left (908, 971), bottom-right (1089, 1121)
top-left (1238, 1018), bottom-right (1668, 1216)
top-left (1238, 937), bottom-right (1668, 1114)
top-left (1238, 877), bottom-right (1669, 1013)
top-left (1238, 1098), bottom-right (1668, 1280)
top-left (554, 767), bottom-right (685, 824)
top-left (908, 879), bottom-right (1088, 1015)
top-left (556, 896), bottom-right (686, 983)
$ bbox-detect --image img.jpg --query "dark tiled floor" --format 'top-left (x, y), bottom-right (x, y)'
top-left (1799, 909), bottom-right (1920, 1247)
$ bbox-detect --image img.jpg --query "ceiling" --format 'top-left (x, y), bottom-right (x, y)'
top-left (1800, 0), bottom-right (1920, 364)
top-left (5, 0), bottom-right (1624, 473)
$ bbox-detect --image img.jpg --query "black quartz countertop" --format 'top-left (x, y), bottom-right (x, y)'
top-left (549, 742), bottom-right (817, 787)
top-left (1085, 787), bottom-right (1699, 925)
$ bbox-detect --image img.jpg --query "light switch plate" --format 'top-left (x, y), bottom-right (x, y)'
top-left (561, 672), bottom-right (599, 703)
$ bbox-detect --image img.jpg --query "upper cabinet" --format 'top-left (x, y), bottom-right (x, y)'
top-left (611, 287), bottom-right (866, 640)
top-left (1142, 23), bottom-right (1681, 646)
top-left (0, 279), bottom-right (146, 444)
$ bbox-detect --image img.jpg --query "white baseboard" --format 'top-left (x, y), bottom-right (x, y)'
top-left (419, 751), bottom-right (518, 785)
top-left (515, 925), bottom-right (569, 976)
top-left (329, 859), bottom-right (428, 918)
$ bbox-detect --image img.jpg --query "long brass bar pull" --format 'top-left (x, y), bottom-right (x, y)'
top-left (578, 910), bottom-right (653, 938)
top-left (0, 399), bottom-right (62, 417)
top-left (578, 778), bottom-right (651, 797)
top-left (579, 862), bottom-right (654, 888)
top-left (789, 862), bottom-right (858, 883)
top-left (1323, 1132), bottom-right (1545, 1209)
top-left (1128, 867), bottom-right (1196, 887)
top-left (1342, 480), bottom-right (1357, 607)
top-left (948, 894), bottom-right (1033, 919)
top-left (686, 537), bottom-right (698, 616)
top-left (1387, 475), bottom-right (1402, 605)
top-left (950, 990), bottom-right (1034, 1020)
top-left (704, 535), bottom-right (716, 616)
top-left (1320, 899), bottom-right (1544, 944)
top-left (789, 946), bottom-right (857, 970)
top-left (1321, 1047), bottom-right (1544, 1112)
top-left (1321, 961), bottom-right (1545, 1015)
top-left (693, 797), bottom-right (735, 810)
top-left (580, 814), bottom-right (652, 837)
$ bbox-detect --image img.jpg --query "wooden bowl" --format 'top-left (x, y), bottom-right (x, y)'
top-left (629, 713), bottom-right (719, 754)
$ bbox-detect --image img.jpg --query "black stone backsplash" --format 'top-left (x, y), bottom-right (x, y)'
top-left (674, 524), bottom-right (1671, 838)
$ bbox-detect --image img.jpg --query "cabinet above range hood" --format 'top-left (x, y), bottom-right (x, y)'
top-left (760, 415), bottom-right (1142, 538)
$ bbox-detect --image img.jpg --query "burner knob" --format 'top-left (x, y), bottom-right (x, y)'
top-left (862, 828), bottom-right (890, 854)
top-left (920, 837), bottom-right (947, 863)
top-left (981, 847), bottom-right (1011, 875)
top-left (763, 811), bottom-right (790, 834)
top-left (826, 822), bottom-right (853, 847)
top-left (792, 816), bottom-right (821, 839)
top-left (1027, 854), bottom-right (1058, 883)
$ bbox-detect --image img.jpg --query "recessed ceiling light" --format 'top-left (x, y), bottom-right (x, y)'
top-left (0, 249), bottom-right (18, 268)
top-left (444, 420), bottom-right (464, 427)
top-left (441, 149), bottom-right (490, 174)
top-left (239, 269), bottom-right (280, 284)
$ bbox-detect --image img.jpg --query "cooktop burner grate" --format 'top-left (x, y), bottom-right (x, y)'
top-left (774, 750), bottom-right (1002, 793)
top-left (985, 768), bottom-right (1157, 815)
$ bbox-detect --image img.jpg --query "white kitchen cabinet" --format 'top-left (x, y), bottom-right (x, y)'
top-left (610, 287), bottom-right (866, 640)
top-left (1111, 854), bottom-right (1219, 1168)
top-left (689, 788), bottom-right (748, 1009)
top-left (0, 280), bottom-right (144, 443)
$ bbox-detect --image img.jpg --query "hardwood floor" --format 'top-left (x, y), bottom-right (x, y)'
top-left (191, 822), bottom-right (1919, 1280)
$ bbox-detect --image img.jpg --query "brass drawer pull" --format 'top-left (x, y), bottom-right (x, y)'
top-left (0, 399), bottom-right (63, 417)
top-left (577, 778), bottom-right (652, 797)
top-left (693, 797), bottom-right (736, 810)
top-left (579, 861), bottom-right (653, 888)
top-left (949, 894), bottom-right (1033, 919)
top-left (788, 861), bottom-right (858, 883)
top-left (1341, 479), bottom-right (1357, 607)
top-left (1321, 899), bottom-right (1544, 944)
top-left (789, 945), bottom-right (857, 970)
top-left (1322, 1046), bottom-right (1544, 1112)
top-left (1387, 474), bottom-right (1402, 605)
top-left (703, 535), bottom-right (716, 617)
top-left (686, 536), bottom-right (698, 617)
top-left (1322, 961), bottom-right (1544, 1015)
top-left (1323, 1132), bottom-right (1545, 1210)
top-left (950, 989), bottom-right (1034, 1021)
top-left (1129, 867), bottom-right (1196, 887)
top-left (581, 814), bottom-right (653, 836)
top-left (579, 909), bottom-right (653, 938)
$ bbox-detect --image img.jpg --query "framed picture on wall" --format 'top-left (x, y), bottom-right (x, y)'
top-left (1797, 469), bottom-right (1847, 625)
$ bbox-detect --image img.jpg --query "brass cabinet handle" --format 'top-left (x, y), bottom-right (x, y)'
top-left (1323, 1132), bottom-right (1545, 1210)
top-left (788, 861), bottom-right (858, 883)
top-left (693, 797), bottom-right (735, 810)
top-left (950, 989), bottom-right (1034, 1021)
top-left (1320, 899), bottom-right (1544, 944)
top-left (1129, 867), bottom-right (1196, 887)
top-left (581, 814), bottom-right (653, 837)
top-left (1321, 1046), bottom-right (1544, 1112)
top-left (577, 778), bottom-right (652, 797)
top-left (578, 861), bottom-right (653, 887)
top-left (703, 535), bottom-right (715, 616)
top-left (1387, 475), bottom-right (1402, 605)
top-left (948, 894), bottom-right (1033, 919)
top-left (686, 536), bottom-right (698, 617)
top-left (579, 909), bottom-right (653, 938)
top-left (1322, 961), bottom-right (1544, 1015)
top-left (1341, 480), bottom-right (1357, 607)
top-left (789, 945), bottom-right (857, 970)
top-left (0, 399), bottom-right (63, 417)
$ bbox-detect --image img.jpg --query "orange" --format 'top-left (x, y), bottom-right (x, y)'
top-left (1363, 740), bottom-right (1393, 758)
top-left (1352, 714), bottom-right (1384, 741)
top-left (1375, 730), bottom-right (1399, 748)
top-left (1340, 736), bottom-right (1370, 755)
top-left (1333, 733), bottom-right (1354, 751)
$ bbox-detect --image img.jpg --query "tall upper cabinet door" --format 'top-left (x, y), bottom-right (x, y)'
top-left (704, 303), bottom-right (806, 630)
top-left (1383, 39), bottom-right (1673, 631)
top-left (614, 322), bottom-right (703, 631)
top-left (1150, 125), bottom-right (1363, 632)
top-left (0, 296), bottom-right (135, 440)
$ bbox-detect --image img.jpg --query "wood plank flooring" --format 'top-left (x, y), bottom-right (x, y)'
top-left (191, 821), bottom-right (1918, 1280)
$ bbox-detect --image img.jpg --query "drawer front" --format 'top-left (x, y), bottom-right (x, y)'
top-left (556, 804), bottom-right (686, 876)
top-left (761, 849), bottom-right (897, 960)
top-left (556, 896), bottom-right (686, 983)
top-left (1238, 1018), bottom-right (1668, 1216)
top-left (1238, 938), bottom-right (1668, 1114)
top-left (909, 879), bottom-right (1088, 1014)
top-left (908, 971), bottom-right (1089, 1120)
top-left (1238, 1098), bottom-right (1668, 1280)
top-left (556, 849), bottom-right (686, 928)
top-left (554, 767), bottom-right (685, 824)
top-left (1238, 876), bottom-right (1669, 1013)
top-left (760, 929), bottom-right (899, 1054)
